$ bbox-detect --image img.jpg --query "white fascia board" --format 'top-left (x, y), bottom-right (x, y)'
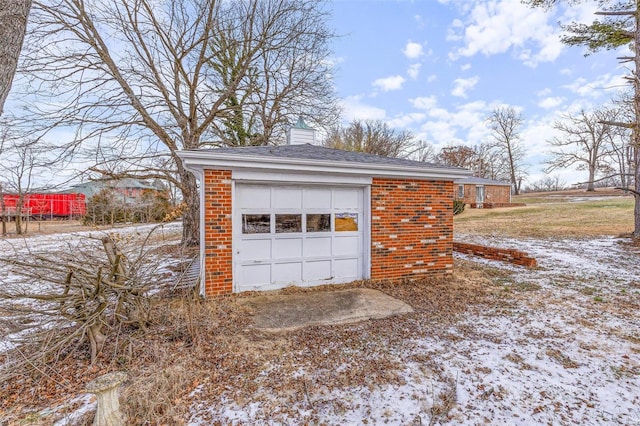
top-left (177, 151), bottom-right (471, 181)
top-left (232, 169), bottom-right (372, 185)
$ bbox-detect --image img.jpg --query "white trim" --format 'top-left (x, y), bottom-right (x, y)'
top-left (178, 150), bottom-right (470, 181)
top-left (363, 185), bottom-right (371, 279)
top-left (231, 179), bottom-right (238, 293)
top-left (233, 170), bottom-right (372, 185)
top-left (189, 168), bottom-right (206, 298)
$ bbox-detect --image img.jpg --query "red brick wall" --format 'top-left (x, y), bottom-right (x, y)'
top-left (371, 178), bottom-right (454, 280)
top-left (455, 184), bottom-right (511, 205)
top-left (453, 242), bottom-right (537, 267)
top-left (202, 169), bottom-right (233, 296)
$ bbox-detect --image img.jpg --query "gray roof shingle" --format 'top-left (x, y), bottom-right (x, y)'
top-left (198, 144), bottom-right (465, 171)
top-left (455, 176), bottom-right (511, 186)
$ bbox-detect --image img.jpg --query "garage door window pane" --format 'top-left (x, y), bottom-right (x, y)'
top-left (335, 213), bottom-right (358, 231)
top-left (243, 214), bottom-right (271, 234)
top-left (276, 214), bottom-right (302, 233)
top-left (306, 214), bottom-right (330, 232)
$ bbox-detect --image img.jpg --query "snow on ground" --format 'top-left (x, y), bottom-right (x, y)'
top-left (0, 222), bottom-right (184, 353)
top-left (0, 221), bottom-right (183, 289)
top-left (190, 235), bottom-right (640, 425)
top-left (0, 221), bottom-right (182, 258)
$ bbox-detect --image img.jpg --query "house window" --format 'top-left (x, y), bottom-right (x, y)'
top-left (457, 185), bottom-right (464, 199)
top-left (335, 213), bottom-right (358, 231)
top-left (275, 214), bottom-right (302, 233)
top-left (306, 213), bottom-right (330, 232)
top-left (242, 214), bottom-right (270, 234)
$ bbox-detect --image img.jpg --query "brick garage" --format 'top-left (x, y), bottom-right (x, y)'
top-left (178, 123), bottom-right (469, 296)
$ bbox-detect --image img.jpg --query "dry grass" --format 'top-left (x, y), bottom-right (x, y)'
top-left (1, 220), bottom-right (150, 237)
top-left (455, 194), bottom-right (635, 238)
top-left (1, 263), bottom-right (503, 425)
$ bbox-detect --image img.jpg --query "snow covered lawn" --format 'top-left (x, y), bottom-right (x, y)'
top-left (189, 235), bottom-right (640, 425)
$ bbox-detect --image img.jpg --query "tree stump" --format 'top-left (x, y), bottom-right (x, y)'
top-left (86, 371), bottom-right (128, 426)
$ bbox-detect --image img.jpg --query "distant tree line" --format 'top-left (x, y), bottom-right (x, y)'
top-left (84, 187), bottom-right (173, 226)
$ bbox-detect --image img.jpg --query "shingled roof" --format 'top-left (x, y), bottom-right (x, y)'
top-left (197, 144), bottom-right (462, 170)
top-left (455, 176), bottom-right (512, 186)
top-left (178, 144), bottom-right (471, 181)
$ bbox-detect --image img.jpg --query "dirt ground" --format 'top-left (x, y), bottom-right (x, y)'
top-left (1, 219), bottom-right (138, 237)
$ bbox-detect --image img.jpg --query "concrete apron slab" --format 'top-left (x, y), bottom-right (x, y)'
top-left (238, 288), bottom-right (414, 332)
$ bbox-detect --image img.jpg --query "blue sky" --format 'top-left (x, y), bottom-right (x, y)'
top-left (328, 0), bottom-right (627, 186)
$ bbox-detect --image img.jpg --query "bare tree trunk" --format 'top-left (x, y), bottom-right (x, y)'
top-left (635, 161), bottom-right (640, 237)
top-left (15, 204), bottom-right (22, 235)
top-left (0, 0), bottom-right (31, 116)
top-left (587, 165), bottom-right (596, 192)
top-left (634, 129), bottom-right (640, 237)
top-left (634, 8), bottom-right (640, 238)
top-left (507, 146), bottom-right (518, 195)
top-left (180, 171), bottom-right (199, 247)
top-left (0, 185), bottom-right (5, 236)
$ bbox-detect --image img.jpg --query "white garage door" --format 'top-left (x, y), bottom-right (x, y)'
top-left (234, 184), bottom-right (365, 292)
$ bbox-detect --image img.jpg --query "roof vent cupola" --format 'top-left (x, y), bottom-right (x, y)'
top-left (286, 116), bottom-right (316, 145)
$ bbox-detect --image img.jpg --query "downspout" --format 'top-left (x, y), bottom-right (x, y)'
top-left (182, 164), bottom-right (206, 298)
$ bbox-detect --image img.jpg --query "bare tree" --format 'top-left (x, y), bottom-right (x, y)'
top-left (0, 0), bottom-right (31, 116)
top-left (525, 0), bottom-right (640, 237)
top-left (0, 127), bottom-right (41, 234)
top-left (486, 107), bottom-right (527, 194)
top-left (209, 1), bottom-right (340, 146)
top-left (547, 109), bottom-right (616, 192)
top-left (407, 140), bottom-right (438, 162)
top-left (435, 144), bottom-right (507, 180)
top-left (20, 0), bottom-right (338, 246)
top-left (323, 119), bottom-right (414, 158)
top-left (0, 125), bottom-right (6, 235)
top-left (436, 145), bottom-right (478, 169)
top-left (607, 92), bottom-right (636, 189)
top-left (473, 142), bottom-right (511, 181)
top-left (527, 175), bottom-right (566, 192)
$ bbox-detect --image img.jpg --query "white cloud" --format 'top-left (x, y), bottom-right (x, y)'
top-left (427, 74), bottom-right (438, 83)
top-left (446, 19), bottom-right (464, 42)
top-left (407, 64), bottom-right (422, 80)
top-left (563, 73), bottom-right (627, 98)
top-left (341, 95), bottom-right (387, 121)
top-left (537, 88), bottom-right (552, 97)
top-left (447, 0), bottom-right (564, 67)
top-left (386, 112), bottom-right (427, 129)
top-left (410, 95), bottom-right (438, 110)
top-left (460, 63), bottom-right (471, 71)
top-left (451, 76), bottom-right (479, 98)
top-left (538, 96), bottom-right (565, 109)
top-left (416, 100), bottom-right (493, 147)
top-left (372, 75), bottom-right (406, 92)
top-left (402, 41), bottom-right (424, 59)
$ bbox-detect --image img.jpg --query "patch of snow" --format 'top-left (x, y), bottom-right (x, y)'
top-left (190, 235), bottom-right (640, 424)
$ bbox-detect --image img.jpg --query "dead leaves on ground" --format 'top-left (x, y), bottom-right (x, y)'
top-left (1, 261), bottom-right (524, 424)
